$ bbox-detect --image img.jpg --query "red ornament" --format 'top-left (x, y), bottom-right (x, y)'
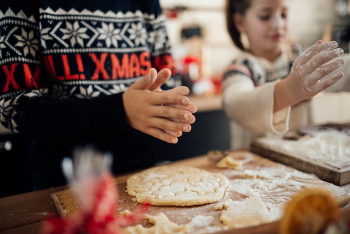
top-left (41, 173), bottom-right (149, 234)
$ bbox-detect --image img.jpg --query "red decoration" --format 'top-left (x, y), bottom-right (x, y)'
top-left (41, 173), bottom-right (149, 234)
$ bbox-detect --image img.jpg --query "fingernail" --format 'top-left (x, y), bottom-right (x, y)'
top-left (184, 113), bottom-right (189, 120)
top-left (183, 125), bottom-right (189, 131)
top-left (337, 59), bottom-right (345, 66)
top-left (191, 116), bottom-right (196, 123)
top-left (171, 138), bottom-right (178, 143)
top-left (331, 41), bottom-right (338, 48)
top-left (335, 48), bottom-right (344, 56)
top-left (336, 71), bottom-right (344, 78)
top-left (182, 98), bottom-right (188, 105)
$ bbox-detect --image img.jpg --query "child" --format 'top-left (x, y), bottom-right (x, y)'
top-left (0, 0), bottom-right (197, 189)
top-left (223, 0), bottom-right (345, 149)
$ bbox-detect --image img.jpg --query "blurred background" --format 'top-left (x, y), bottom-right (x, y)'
top-left (1, 0), bottom-right (350, 198)
top-left (160, 0), bottom-right (350, 92)
top-left (155, 0), bottom-right (350, 158)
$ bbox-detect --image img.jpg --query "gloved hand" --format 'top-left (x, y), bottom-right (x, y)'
top-left (275, 40), bottom-right (345, 112)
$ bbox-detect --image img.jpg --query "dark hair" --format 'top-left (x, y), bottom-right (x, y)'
top-left (226, 0), bottom-right (252, 50)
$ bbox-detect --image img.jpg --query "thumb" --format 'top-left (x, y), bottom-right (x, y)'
top-left (129, 68), bottom-right (157, 90)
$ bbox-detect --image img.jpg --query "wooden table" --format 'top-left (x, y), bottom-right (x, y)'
top-left (1, 155), bottom-right (350, 234)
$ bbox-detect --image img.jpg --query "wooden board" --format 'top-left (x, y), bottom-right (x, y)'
top-left (251, 141), bottom-right (350, 186)
top-left (51, 152), bottom-right (350, 233)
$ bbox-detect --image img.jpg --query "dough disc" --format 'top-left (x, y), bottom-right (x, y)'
top-left (127, 166), bottom-right (229, 206)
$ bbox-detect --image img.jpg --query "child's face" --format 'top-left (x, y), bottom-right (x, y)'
top-left (237, 0), bottom-right (289, 55)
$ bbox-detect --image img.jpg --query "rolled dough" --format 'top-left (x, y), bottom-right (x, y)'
top-left (217, 197), bottom-right (271, 229)
top-left (126, 166), bottom-right (229, 206)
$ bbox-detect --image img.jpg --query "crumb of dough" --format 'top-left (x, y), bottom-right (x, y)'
top-left (219, 197), bottom-right (271, 229)
top-left (216, 151), bottom-right (254, 169)
top-left (122, 213), bottom-right (190, 234)
top-left (120, 210), bottom-right (132, 216)
top-left (217, 156), bottom-right (243, 169)
top-left (214, 199), bottom-right (233, 210)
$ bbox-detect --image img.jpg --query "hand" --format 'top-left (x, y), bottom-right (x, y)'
top-left (147, 68), bottom-right (197, 137)
top-left (123, 68), bottom-right (196, 143)
top-left (274, 41), bottom-right (345, 112)
top-left (148, 68), bottom-right (197, 115)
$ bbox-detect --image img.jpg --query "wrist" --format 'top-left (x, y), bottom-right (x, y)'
top-left (274, 77), bottom-right (300, 112)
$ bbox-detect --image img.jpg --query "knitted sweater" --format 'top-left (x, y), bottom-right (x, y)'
top-left (0, 0), bottom-right (179, 139)
top-left (0, 0), bottom-right (179, 187)
top-left (223, 45), bottom-right (312, 149)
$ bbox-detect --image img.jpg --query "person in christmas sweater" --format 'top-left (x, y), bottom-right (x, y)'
top-left (223, 0), bottom-right (346, 150)
top-left (0, 0), bottom-right (197, 189)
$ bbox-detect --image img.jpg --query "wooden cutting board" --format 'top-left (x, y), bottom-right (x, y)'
top-left (251, 141), bottom-right (350, 186)
top-left (250, 123), bottom-right (350, 186)
top-left (51, 151), bottom-right (350, 233)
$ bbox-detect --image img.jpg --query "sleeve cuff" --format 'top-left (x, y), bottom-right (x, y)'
top-left (269, 80), bottom-right (291, 134)
top-left (88, 92), bottom-right (131, 133)
top-left (271, 106), bottom-right (291, 133)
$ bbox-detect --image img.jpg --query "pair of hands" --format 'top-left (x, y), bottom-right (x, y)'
top-left (123, 68), bottom-right (197, 144)
top-left (275, 40), bottom-right (345, 112)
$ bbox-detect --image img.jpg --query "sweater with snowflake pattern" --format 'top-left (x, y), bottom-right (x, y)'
top-left (0, 0), bottom-right (179, 141)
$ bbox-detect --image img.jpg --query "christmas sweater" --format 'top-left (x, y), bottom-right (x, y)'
top-left (0, 0), bottom-right (179, 141)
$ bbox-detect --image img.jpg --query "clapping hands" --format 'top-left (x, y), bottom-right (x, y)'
top-left (123, 68), bottom-right (197, 143)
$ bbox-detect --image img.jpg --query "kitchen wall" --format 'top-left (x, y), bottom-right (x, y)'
top-left (160, 0), bottom-right (339, 75)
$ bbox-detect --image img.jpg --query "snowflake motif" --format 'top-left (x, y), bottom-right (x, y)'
top-left (60, 21), bottom-right (90, 47)
top-left (109, 84), bottom-right (126, 94)
top-left (14, 28), bottom-right (39, 57)
top-left (40, 23), bottom-right (52, 49)
top-left (0, 99), bottom-right (13, 121)
top-left (24, 89), bottom-right (47, 98)
top-left (154, 28), bottom-right (167, 51)
top-left (127, 22), bottom-right (147, 46)
top-left (148, 31), bottom-right (155, 44)
top-left (75, 86), bottom-right (100, 99)
top-left (0, 31), bottom-right (6, 58)
top-left (97, 23), bottom-right (122, 48)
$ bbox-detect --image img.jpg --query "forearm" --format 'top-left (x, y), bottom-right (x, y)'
top-left (224, 77), bottom-right (288, 134)
top-left (273, 77), bottom-right (301, 112)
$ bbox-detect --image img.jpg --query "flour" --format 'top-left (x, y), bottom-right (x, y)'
top-left (224, 165), bottom-right (343, 221)
top-left (188, 215), bottom-right (223, 234)
top-left (189, 215), bottom-right (216, 228)
top-left (229, 178), bottom-right (296, 220)
top-left (257, 130), bottom-right (350, 168)
top-left (217, 197), bottom-right (271, 229)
